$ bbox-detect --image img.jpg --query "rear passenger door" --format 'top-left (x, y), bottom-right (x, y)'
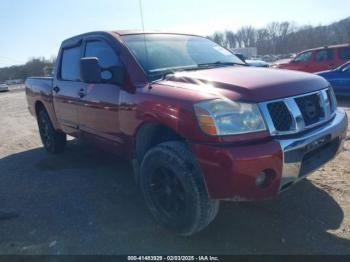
top-left (53, 42), bottom-right (85, 135)
top-left (313, 49), bottom-right (334, 72)
top-left (78, 38), bottom-right (124, 151)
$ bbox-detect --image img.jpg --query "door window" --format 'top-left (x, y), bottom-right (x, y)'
top-left (315, 49), bottom-right (333, 61)
top-left (294, 51), bottom-right (312, 62)
top-left (85, 40), bottom-right (122, 82)
top-left (61, 45), bottom-right (81, 81)
top-left (85, 41), bottom-right (121, 68)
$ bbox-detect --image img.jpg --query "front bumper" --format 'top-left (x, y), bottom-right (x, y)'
top-left (190, 109), bottom-right (348, 200)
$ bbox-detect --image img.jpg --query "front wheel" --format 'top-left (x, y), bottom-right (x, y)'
top-left (37, 109), bottom-right (66, 154)
top-left (140, 141), bottom-right (219, 236)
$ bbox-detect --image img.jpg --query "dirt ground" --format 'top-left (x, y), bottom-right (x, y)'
top-left (0, 89), bottom-right (349, 255)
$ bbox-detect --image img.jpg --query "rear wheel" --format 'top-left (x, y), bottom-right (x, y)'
top-left (140, 141), bottom-right (219, 236)
top-left (37, 109), bottom-right (66, 154)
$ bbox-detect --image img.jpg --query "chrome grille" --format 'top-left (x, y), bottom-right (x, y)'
top-left (295, 93), bottom-right (324, 126)
top-left (326, 89), bottom-right (336, 113)
top-left (267, 102), bottom-right (293, 131)
top-left (259, 88), bottom-right (337, 135)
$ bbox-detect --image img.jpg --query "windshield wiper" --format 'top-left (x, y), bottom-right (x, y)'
top-left (151, 66), bottom-right (201, 82)
top-left (197, 61), bottom-right (246, 67)
top-left (151, 62), bottom-right (246, 83)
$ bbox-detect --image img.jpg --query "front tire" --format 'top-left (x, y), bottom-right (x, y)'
top-left (37, 109), bottom-right (66, 154)
top-left (140, 141), bottom-right (219, 236)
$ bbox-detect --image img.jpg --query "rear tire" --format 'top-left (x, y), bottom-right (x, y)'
top-left (37, 109), bottom-right (66, 154)
top-left (140, 141), bottom-right (219, 236)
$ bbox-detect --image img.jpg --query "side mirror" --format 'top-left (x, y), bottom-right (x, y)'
top-left (107, 66), bottom-right (126, 86)
top-left (80, 57), bottom-right (101, 83)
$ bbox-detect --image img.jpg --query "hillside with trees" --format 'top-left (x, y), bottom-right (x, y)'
top-left (209, 17), bottom-right (350, 55)
top-left (0, 57), bottom-right (54, 83)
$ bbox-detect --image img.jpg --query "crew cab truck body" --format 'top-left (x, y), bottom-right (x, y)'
top-left (26, 31), bottom-right (348, 236)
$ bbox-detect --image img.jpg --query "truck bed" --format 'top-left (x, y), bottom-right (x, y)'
top-left (25, 77), bottom-right (54, 118)
top-left (25, 77), bottom-right (53, 91)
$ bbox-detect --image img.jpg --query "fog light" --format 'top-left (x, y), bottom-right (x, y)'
top-left (256, 172), bottom-right (267, 187)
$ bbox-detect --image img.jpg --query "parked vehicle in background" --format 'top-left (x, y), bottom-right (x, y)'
top-left (274, 44), bottom-right (350, 73)
top-left (234, 53), bottom-right (269, 67)
top-left (0, 83), bottom-right (9, 92)
top-left (25, 31), bottom-right (348, 236)
top-left (245, 59), bottom-right (270, 68)
top-left (5, 79), bottom-right (23, 85)
top-left (317, 61), bottom-right (350, 96)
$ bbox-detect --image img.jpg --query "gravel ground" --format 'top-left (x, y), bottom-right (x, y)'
top-left (0, 90), bottom-right (349, 255)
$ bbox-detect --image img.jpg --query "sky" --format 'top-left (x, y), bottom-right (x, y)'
top-left (0, 0), bottom-right (349, 67)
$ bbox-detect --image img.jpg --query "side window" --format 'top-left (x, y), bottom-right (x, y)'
top-left (315, 49), bottom-right (333, 62)
top-left (61, 45), bottom-right (81, 81)
top-left (339, 47), bottom-right (350, 60)
top-left (294, 51), bottom-right (312, 62)
top-left (85, 40), bottom-right (121, 68)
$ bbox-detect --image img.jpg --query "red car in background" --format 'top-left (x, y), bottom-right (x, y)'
top-left (275, 44), bottom-right (350, 73)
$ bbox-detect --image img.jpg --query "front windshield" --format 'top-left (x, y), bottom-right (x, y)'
top-left (121, 34), bottom-right (245, 76)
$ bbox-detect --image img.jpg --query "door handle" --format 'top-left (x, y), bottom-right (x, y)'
top-left (78, 89), bottom-right (86, 98)
top-left (53, 86), bottom-right (60, 93)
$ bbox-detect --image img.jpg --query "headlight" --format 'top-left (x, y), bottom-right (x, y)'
top-left (194, 98), bottom-right (266, 136)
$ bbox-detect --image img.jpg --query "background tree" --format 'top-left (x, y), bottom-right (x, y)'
top-left (209, 16), bottom-right (350, 55)
top-left (0, 57), bottom-right (54, 82)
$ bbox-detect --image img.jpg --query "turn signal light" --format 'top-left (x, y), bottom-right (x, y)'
top-left (194, 107), bottom-right (218, 135)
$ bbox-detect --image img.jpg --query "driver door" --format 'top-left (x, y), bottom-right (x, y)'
top-left (78, 39), bottom-right (124, 151)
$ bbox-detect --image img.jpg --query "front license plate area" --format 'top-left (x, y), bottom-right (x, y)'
top-left (305, 135), bottom-right (331, 152)
top-left (299, 137), bottom-right (339, 177)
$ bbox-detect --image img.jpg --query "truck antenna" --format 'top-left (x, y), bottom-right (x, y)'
top-left (139, 0), bottom-right (149, 77)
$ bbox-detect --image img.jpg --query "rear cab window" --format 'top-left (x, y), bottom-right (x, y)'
top-left (60, 45), bottom-right (82, 81)
top-left (314, 49), bottom-right (333, 62)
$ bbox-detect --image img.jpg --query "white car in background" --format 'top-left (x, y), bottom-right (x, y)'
top-left (245, 59), bottom-right (270, 68)
top-left (0, 83), bottom-right (9, 92)
top-left (234, 53), bottom-right (270, 67)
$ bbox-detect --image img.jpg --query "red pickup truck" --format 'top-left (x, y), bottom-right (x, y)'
top-left (26, 31), bottom-right (348, 236)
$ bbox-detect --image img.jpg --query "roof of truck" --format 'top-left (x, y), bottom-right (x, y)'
top-left (112, 30), bottom-right (202, 37)
top-left (61, 30), bottom-right (203, 47)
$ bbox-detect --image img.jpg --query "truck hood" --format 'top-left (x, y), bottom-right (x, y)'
top-left (160, 66), bottom-right (328, 102)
